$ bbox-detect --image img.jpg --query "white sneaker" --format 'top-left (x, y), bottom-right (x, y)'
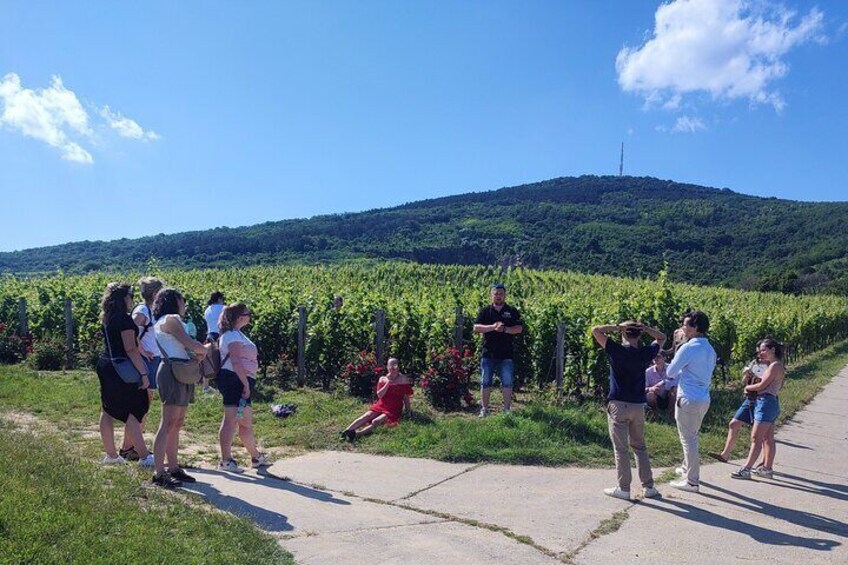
top-left (670, 479), bottom-right (699, 493)
top-left (643, 486), bottom-right (661, 498)
top-left (603, 487), bottom-right (631, 500)
top-left (138, 454), bottom-right (155, 468)
top-left (674, 466), bottom-right (685, 476)
top-left (251, 452), bottom-right (272, 468)
top-left (102, 454), bottom-right (126, 465)
top-left (502, 406), bottom-right (512, 414)
top-left (478, 407), bottom-right (489, 418)
top-left (218, 459), bottom-right (245, 473)
top-left (753, 466), bottom-right (774, 479)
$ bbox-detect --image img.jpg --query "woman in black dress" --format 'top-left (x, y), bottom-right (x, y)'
top-left (97, 282), bottom-right (154, 467)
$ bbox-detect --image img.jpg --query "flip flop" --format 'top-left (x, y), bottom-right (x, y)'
top-left (708, 452), bottom-right (729, 463)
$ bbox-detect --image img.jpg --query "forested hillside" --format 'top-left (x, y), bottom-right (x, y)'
top-left (3, 176), bottom-right (846, 294)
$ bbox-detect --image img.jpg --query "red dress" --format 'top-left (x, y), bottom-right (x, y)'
top-left (369, 380), bottom-right (414, 426)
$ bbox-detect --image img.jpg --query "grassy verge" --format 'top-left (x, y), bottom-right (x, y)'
top-left (1, 340), bottom-right (846, 468)
top-left (0, 419), bottom-right (293, 564)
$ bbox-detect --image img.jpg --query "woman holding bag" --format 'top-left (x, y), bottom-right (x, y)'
top-left (96, 282), bottom-right (154, 467)
top-left (151, 288), bottom-right (209, 488)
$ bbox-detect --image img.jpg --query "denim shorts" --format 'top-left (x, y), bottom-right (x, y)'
top-left (144, 357), bottom-right (161, 389)
top-left (481, 357), bottom-right (514, 388)
top-left (733, 394), bottom-right (780, 424)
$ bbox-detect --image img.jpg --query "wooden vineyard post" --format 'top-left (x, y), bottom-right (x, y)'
top-left (375, 309), bottom-right (386, 366)
top-left (454, 306), bottom-right (464, 351)
top-left (556, 321), bottom-right (565, 402)
top-left (64, 298), bottom-right (74, 369)
top-left (297, 306), bottom-right (306, 387)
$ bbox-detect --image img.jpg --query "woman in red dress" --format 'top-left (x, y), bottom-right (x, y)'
top-left (341, 358), bottom-right (413, 441)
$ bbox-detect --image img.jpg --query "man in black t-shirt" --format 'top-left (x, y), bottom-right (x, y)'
top-left (592, 320), bottom-right (666, 501)
top-left (473, 283), bottom-right (523, 417)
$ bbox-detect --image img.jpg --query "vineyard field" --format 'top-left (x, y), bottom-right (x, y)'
top-left (2, 262), bottom-right (847, 398)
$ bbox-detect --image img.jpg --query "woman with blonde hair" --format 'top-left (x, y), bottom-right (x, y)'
top-left (216, 303), bottom-right (271, 473)
top-left (96, 282), bottom-right (154, 467)
top-left (150, 288), bottom-right (209, 488)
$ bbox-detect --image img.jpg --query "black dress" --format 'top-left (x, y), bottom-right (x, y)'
top-left (96, 313), bottom-right (150, 422)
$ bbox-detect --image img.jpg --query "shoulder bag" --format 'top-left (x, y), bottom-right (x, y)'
top-left (104, 324), bottom-right (142, 384)
top-left (157, 335), bottom-right (204, 385)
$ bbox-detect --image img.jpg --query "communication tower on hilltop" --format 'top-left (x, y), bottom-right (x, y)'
top-left (619, 142), bottom-right (624, 176)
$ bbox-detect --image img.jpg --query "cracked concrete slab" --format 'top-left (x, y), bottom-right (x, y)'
top-left (265, 451), bottom-right (478, 501)
top-left (283, 520), bottom-right (563, 565)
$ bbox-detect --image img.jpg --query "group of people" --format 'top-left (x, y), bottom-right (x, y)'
top-left (591, 310), bottom-right (786, 500)
top-left (97, 279), bottom-right (271, 489)
top-left (96, 279), bottom-right (786, 495)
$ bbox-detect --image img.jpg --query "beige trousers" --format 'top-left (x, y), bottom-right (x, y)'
top-left (607, 400), bottom-right (654, 490)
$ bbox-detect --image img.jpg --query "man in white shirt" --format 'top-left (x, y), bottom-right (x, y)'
top-left (663, 310), bottom-right (717, 493)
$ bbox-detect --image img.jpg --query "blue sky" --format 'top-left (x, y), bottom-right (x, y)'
top-left (1, 0), bottom-right (846, 252)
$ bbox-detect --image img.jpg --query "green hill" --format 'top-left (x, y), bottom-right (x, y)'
top-left (3, 175), bottom-right (847, 294)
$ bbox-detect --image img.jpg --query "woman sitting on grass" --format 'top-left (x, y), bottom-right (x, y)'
top-left (97, 282), bottom-right (154, 468)
top-left (340, 358), bottom-right (413, 442)
top-left (730, 338), bottom-right (786, 480)
top-left (216, 303), bottom-right (271, 473)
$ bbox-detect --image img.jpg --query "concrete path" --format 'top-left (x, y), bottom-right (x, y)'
top-left (182, 366), bottom-right (848, 564)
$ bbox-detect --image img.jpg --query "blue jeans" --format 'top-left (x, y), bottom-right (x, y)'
top-left (481, 358), bottom-right (514, 389)
top-left (144, 357), bottom-right (161, 389)
top-left (733, 395), bottom-right (780, 424)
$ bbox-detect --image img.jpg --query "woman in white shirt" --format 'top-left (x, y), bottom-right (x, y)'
top-left (216, 302), bottom-right (271, 473)
top-left (204, 291), bottom-right (226, 342)
top-left (150, 288), bottom-right (209, 489)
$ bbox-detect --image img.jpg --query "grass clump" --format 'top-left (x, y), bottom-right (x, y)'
top-left (0, 420), bottom-right (293, 564)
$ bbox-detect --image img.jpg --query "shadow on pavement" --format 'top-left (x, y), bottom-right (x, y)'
top-left (700, 482), bottom-right (848, 537)
top-left (640, 497), bottom-right (841, 551)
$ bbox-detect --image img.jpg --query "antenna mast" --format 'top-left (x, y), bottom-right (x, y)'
top-left (619, 142), bottom-right (624, 176)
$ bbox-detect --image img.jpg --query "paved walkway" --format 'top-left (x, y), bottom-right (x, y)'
top-left (182, 366), bottom-right (848, 564)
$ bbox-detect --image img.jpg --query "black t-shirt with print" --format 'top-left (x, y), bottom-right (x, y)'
top-left (103, 313), bottom-right (138, 358)
top-left (475, 303), bottom-right (522, 360)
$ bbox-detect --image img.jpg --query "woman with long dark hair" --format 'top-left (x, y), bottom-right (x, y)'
top-left (96, 282), bottom-right (154, 467)
top-left (150, 288), bottom-right (209, 488)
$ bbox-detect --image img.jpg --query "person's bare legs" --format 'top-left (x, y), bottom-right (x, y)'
top-left (165, 406), bottom-right (186, 472)
top-left (219, 407), bottom-right (238, 461)
top-left (742, 422), bottom-right (771, 469)
top-left (719, 419), bottom-right (744, 460)
top-left (124, 415), bottom-right (150, 458)
top-left (356, 413), bottom-right (388, 437)
top-left (236, 406), bottom-right (260, 459)
top-left (760, 427), bottom-right (776, 469)
top-left (344, 411), bottom-right (378, 433)
top-left (502, 387), bottom-right (513, 411)
top-left (100, 410), bottom-right (118, 458)
top-left (481, 387), bottom-right (492, 411)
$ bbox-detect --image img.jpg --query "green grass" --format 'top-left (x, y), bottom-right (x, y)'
top-left (0, 420), bottom-right (293, 565)
top-left (1, 339), bottom-right (847, 468)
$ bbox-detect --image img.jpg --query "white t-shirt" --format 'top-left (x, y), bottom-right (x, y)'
top-left (219, 329), bottom-right (258, 375)
top-left (204, 304), bottom-right (225, 335)
top-left (153, 316), bottom-right (191, 360)
top-left (132, 303), bottom-right (157, 356)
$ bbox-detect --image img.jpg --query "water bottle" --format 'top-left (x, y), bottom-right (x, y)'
top-left (237, 397), bottom-right (247, 419)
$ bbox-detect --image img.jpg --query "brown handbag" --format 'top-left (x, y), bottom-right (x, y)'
top-left (156, 337), bottom-right (204, 385)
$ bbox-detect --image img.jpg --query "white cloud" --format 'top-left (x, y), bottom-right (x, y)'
top-left (100, 105), bottom-right (160, 141)
top-left (672, 116), bottom-right (707, 132)
top-left (0, 72), bottom-right (159, 164)
top-left (0, 73), bottom-right (93, 162)
top-left (616, 0), bottom-right (825, 112)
